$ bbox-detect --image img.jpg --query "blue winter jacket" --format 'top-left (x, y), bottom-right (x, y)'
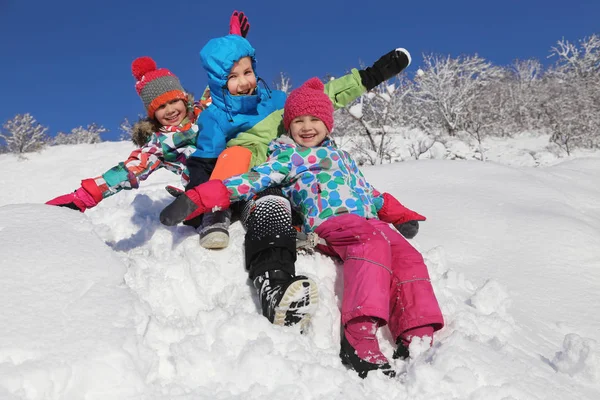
top-left (192, 35), bottom-right (287, 159)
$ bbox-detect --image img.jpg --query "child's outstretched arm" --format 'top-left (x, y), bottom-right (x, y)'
top-left (324, 48), bottom-right (411, 108)
top-left (45, 144), bottom-right (165, 212)
top-left (160, 147), bottom-right (292, 226)
top-left (45, 147), bottom-right (165, 212)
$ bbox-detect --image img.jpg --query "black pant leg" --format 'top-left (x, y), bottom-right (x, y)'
top-left (186, 157), bottom-right (217, 190)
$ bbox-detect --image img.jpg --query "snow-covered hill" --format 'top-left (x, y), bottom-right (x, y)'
top-left (0, 141), bottom-right (599, 399)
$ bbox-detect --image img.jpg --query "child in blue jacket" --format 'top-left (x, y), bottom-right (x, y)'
top-left (161, 36), bottom-right (415, 331)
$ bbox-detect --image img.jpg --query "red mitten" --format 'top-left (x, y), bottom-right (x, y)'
top-left (46, 179), bottom-right (102, 212)
top-left (160, 180), bottom-right (231, 226)
top-left (229, 10), bottom-right (250, 37)
top-left (377, 192), bottom-right (426, 225)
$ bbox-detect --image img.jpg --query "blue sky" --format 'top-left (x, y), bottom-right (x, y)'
top-left (1, 0), bottom-right (598, 141)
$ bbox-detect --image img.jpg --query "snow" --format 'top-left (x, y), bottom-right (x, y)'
top-left (1, 138), bottom-right (599, 399)
top-left (348, 103), bottom-right (363, 120)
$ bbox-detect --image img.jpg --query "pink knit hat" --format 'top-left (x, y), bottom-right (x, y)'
top-left (283, 77), bottom-right (334, 132)
top-left (131, 56), bottom-right (187, 118)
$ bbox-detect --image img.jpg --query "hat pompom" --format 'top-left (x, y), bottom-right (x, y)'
top-left (304, 77), bottom-right (324, 91)
top-left (132, 56), bottom-right (157, 80)
top-left (283, 76), bottom-right (334, 132)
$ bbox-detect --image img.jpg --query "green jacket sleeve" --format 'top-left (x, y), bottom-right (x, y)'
top-left (323, 68), bottom-right (367, 109)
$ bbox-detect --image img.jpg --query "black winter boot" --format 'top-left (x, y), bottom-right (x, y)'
top-left (393, 338), bottom-right (410, 360)
top-left (340, 332), bottom-right (396, 379)
top-left (253, 270), bottom-right (318, 332)
top-left (359, 48), bottom-right (411, 91)
top-left (198, 209), bottom-right (231, 249)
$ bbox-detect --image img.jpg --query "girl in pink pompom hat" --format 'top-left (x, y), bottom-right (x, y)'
top-left (172, 77), bottom-right (445, 378)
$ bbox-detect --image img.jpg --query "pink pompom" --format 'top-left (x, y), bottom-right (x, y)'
top-left (304, 77), bottom-right (324, 91)
top-left (131, 56), bottom-right (157, 80)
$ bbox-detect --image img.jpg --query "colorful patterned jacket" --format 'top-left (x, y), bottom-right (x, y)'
top-left (89, 92), bottom-right (211, 199)
top-left (224, 137), bottom-right (385, 233)
top-left (192, 35), bottom-right (367, 167)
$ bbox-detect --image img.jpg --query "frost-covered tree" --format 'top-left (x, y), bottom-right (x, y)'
top-left (0, 113), bottom-right (49, 154)
top-left (549, 34), bottom-right (600, 79)
top-left (411, 54), bottom-right (503, 136)
top-left (462, 86), bottom-right (507, 161)
top-left (119, 117), bottom-right (133, 141)
top-left (335, 80), bottom-right (408, 165)
top-left (54, 123), bottom-right (106, 145)
top-left (504, 59), bottom-right (546, 132)
top-left (541, 34), bottom-right (600, 153)
top-left (274, 72), bottom-right (292, 95)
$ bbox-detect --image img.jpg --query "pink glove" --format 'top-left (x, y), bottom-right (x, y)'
top-left (160, 180), bottom-right (231, 226)
top-left (229, 10), bottom-right (250, 37)
top-left (46, 179), bottom-right (102, 212)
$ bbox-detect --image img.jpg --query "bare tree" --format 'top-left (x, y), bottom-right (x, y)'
top-left (541, 34), bottom-right (600, 154)
top-left (0, 113), bottom-right (49, 154)
top-left (54, 123), bottom-right (106, 145)
top-left (274, 72), bottom-right (292, 95)
top-left (549, 34), bottom-right (600, 79)
top-left (411, 54), bottom-right (503, 136)
top-left (119, 117), bottom-right (134, 141)
top-left (505, 59), bottom-right (545, 132)
top-left (336, 78), bottom-right (412, 165)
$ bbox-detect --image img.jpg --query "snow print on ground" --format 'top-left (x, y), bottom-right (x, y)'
top-left (1, 140), bottom-right (599, 399)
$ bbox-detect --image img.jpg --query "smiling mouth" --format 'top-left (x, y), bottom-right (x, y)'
top-left (165, 113), bottom-right (181, 122)
top-left (232, 87), bottom-right (256, 96)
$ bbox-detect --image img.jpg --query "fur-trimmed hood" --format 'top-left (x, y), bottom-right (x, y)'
top-left (131, 119), bottom-right (158, 147)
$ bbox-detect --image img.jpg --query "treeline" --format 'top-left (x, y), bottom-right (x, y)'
top-left (2, 34), bottom-right (598, 162)
top-left (332, 34), bottom-right (599, 163)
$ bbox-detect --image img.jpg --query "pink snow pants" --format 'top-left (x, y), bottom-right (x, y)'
top-left (314, 214), bottom-right (444, 339)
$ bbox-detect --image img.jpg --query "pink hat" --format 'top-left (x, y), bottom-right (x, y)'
top-left (283, 77), bottom-right (334, 132)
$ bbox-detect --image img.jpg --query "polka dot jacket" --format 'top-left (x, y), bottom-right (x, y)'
top-left (223, 137), bottom-right (384, 233)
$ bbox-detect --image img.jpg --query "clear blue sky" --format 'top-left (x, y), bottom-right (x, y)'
top-left (1, 0), bottom-right (598, 141)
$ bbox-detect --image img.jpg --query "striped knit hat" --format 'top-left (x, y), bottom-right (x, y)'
top-left (131, 56), bottom-right (187, 118)
top-left (283, 77), bottom-right (334, 132)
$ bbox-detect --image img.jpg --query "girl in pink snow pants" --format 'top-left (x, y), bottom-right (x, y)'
top-left (316, 214), bottom-right (444, 377)
top-left (173, 76), bottom-right (445, 378)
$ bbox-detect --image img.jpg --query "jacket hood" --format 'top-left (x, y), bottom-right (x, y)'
top-left (131, 119), bottom-right (159, 147)
top-left (199, 35), bottom-right (257, 110)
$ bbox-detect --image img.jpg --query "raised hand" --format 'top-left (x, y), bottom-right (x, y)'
top-left (229, 10), bottom-right (250, 38)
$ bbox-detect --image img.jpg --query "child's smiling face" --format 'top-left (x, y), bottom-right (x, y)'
top-left (154, 99), bottom-right (187, 127)
top-left (289, 115), bottom-right (329, 147)
top-left (226, 56), bottom-right (257, 96)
